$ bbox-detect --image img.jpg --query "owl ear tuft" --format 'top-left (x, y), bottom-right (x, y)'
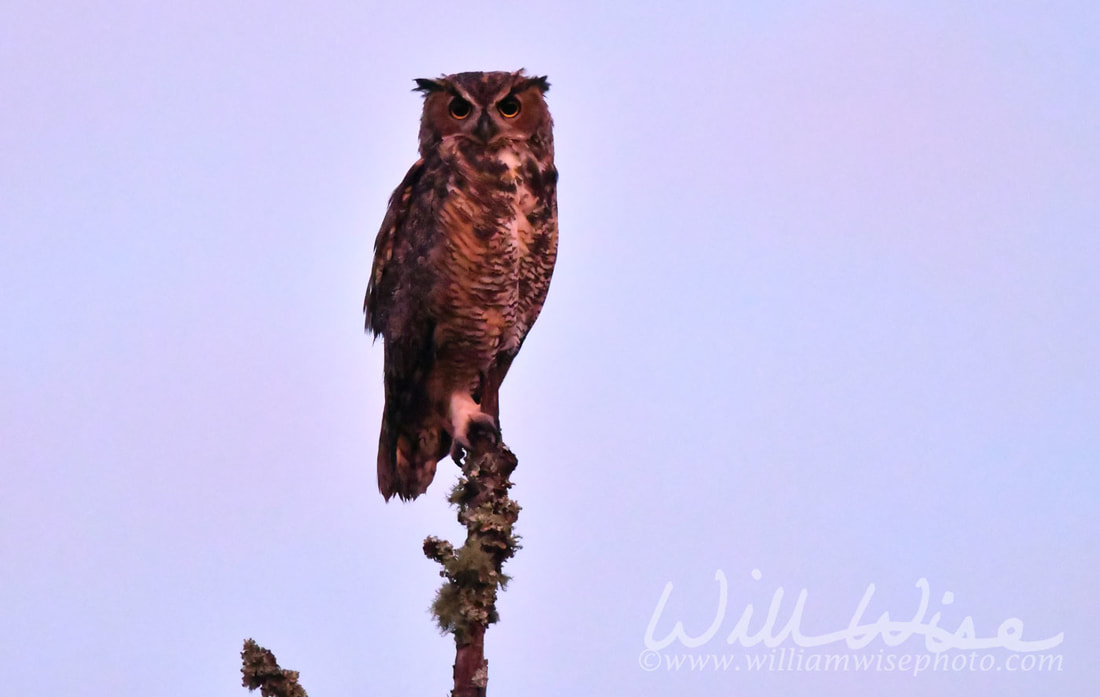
top-left (413, 78), bottom-right (445, 94)
top-left (524, 75), bottom-right (550, 94)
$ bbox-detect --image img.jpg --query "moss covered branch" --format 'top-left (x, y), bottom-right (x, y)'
top-left (424, 442), bottom-right (521, 697)
top-left (240, 639), bottom-right (308, 697)
top-left (238, 443), bottom-right (520, 696)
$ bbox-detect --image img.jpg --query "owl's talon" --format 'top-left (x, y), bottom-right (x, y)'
top-left (450, 441), bottom-right (466, 465)
top-left (448, 413), bottom-right (496, 464)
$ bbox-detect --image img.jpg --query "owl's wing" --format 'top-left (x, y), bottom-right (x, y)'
top-left (364, 159), bottom-right (425, 336)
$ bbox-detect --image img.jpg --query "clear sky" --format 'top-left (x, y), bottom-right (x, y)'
top-left (2, 1), bottom-right (1097, 695)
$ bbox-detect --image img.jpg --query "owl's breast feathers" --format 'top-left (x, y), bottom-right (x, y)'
top-left (366, 139), bottom-right (557, 355)
top-left (436, 140), bottom-right (558, 353)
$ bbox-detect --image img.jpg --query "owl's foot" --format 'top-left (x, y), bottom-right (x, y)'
top-left (447, 392), bottom-right (499, 463)
top-left (466, 413), bottom-right (500, 450)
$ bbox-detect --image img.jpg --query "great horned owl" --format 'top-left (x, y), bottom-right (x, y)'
top-left (364, 70), bottom-right (558, 501)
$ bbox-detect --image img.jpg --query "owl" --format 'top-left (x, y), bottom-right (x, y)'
top-left (364, 70), bottom-right (558, 501)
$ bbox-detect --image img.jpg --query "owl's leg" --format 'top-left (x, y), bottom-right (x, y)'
top-left (447, 391), bottom-right (499, 463)
top-left (480, 351), bottom-right (517, 426)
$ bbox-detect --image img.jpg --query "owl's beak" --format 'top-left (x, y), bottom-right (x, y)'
top-left (475, 112), bottom-right (497, 143)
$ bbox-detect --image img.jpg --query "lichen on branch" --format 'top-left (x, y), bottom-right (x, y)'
top-left (425, 443), bottom-right (521, 694)
top-left (240, 639), bottom-right (308, 697)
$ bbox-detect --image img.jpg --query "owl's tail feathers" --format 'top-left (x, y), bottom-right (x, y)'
top-left (376, 412), bottom-right (444, 501)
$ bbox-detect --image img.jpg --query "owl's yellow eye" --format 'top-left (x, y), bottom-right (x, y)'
top-left (497, 96), bottom-right (521, 118)
top-left (449, 98), bottom-right (472, 120)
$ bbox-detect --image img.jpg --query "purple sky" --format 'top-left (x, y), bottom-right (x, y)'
top-left (2, 2), bottom-right (1097, 695)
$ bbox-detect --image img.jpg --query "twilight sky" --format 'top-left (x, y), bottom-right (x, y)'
top-left (1, 1), bottom-right (1097, 695)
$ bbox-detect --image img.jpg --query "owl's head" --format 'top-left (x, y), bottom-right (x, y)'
top-left (413, 70), bottom-right (552, 155)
